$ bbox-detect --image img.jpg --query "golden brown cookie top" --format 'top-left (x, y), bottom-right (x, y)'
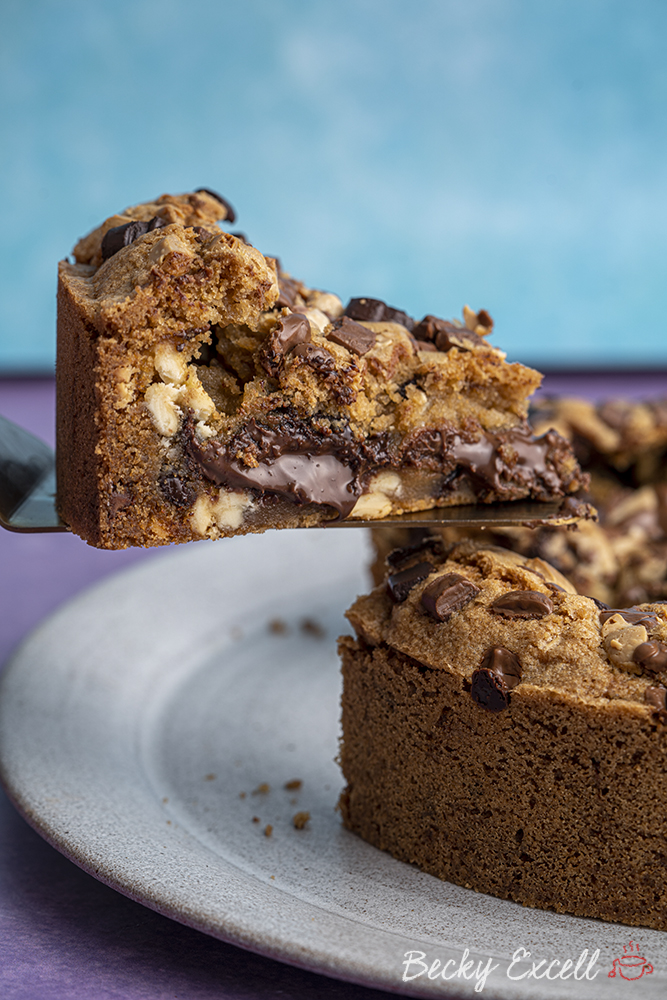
top-left (72, 189), bottom-right (234, 269)
top-left (346, 540), bottom-right (667, 713)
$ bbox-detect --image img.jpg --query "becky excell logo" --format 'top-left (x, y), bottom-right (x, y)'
top-left (402, 940), bottom-right (655, 992)
top-left (608, 941), bottom-right (653, 980)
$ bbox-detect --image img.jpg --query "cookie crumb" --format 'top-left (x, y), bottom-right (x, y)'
top-left (284, 779), bottom-right (303, 791)
top-left (292, 811), bottom-right (311, 830)
top-left (300, 618), bottom-right (325, 639)
top-left (264, 824), bottom-right (273, 837)
top-left (252, 816), bottom-right (260, 823)
top-left (239, 792), bottom-right (246, 799)
top-left (268, 618), bottom-right (288, 635)
top-left (204, 773), bottom-right (216, 781)
top-left (252, 782), bottom-right (270, 795)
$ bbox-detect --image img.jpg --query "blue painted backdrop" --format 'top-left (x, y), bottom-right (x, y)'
top-left (1, 0), bottom-right (666, 372)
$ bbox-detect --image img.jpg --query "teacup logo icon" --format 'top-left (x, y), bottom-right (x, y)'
top-left (608, 941), bottom-right (653, 980)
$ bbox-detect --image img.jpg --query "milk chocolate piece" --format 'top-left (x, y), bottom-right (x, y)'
top-left (490, 590), bottom-right (554, 620)
top-left (633, 641), bottom-right (667, 675)
top-left (328, 317), bottom-right (376, 356)
top-left (260, 314), bottom-right (311, 375)
top-left (387, 561), bottom-right (434, 603)
top-left (101, 216), bottom-right (167, 261)
top-left (599, 607), bottom-right (659, 629)
top-left (421, 573), bottom-right (480, 622)
top-left (195, 188), bottom-right (236, 223)
top-left (644, 685), bottom-right (667, 712)
top-left (471, 646), bottom-right (522, 712)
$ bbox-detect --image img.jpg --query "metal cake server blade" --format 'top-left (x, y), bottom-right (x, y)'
top-left (0, 413), bottom-right (592, 535)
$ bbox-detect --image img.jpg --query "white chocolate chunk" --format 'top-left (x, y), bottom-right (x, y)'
top-left (154, 342), bottom-right (187, 385)
top-left (190, 490), bottom-right (252, 536)
top-left (144, 382), bottom-right (181, 436)
top-left (349, 472), bottom-right (402, 519)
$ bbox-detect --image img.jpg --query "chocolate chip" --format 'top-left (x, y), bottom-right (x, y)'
top-left (471, 647), bottom-right (522, 712)
top-left (327, 316), bottom-right (377, 355)
top-left (599, 607), bottom-right (659, 629)
top-left (291, 343), bottom-right (336, 373)
top-left (192, 226), bottom-right (216, 242)
top-left (101, 216), bottom-right (167, 261)
top-left (645, 685), bottom-right (667, 709)
top-left (490, 591), bottom-right (554, 620)
top-left (108, 489), bottom-right (132, 517)
top-left (633, 641), bottom-right (667, 675)
top-left (343, 297), bottom-right (415, 330)
top-left (412, 315), bottom-right (484, 353)
top-left (387, 561), bottom-right (434, 603)
top-left (277, 277), bottom-right (300, 309)
top-left (195, 188), bottom-right (236, 223)
top-left (590, 597), bottom-right (611, 611)
top-left (476, 309), bottom-right (493, 331)
top-left (159, 474), bottom-right (195, 508)
top-left (230, 231), bottom-right (249, 244)
top-left (414, 339), bottom-right (437, 352)
top-left (421, 573), bottom-right (480, 622)
top-left (386, 533), bottom-right (444, 569)
top-left (260, 314), bottom-right (311, 375)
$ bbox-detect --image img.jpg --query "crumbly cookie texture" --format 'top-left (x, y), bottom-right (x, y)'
top-left (339, 541), bottom-right (667, 930)
top-left (371, 396), bottom-right (667, 607)
top-left (57, 190), bottom-right (587, 549)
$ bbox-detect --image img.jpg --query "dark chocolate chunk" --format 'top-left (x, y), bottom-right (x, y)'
top-left (101, 216), bottom-right (167, 261)
top-left (328, 316), bottom-right (377, 355)
top-left (476, 309), bottom-right (494, 331)
top-left (412, 315), bottom-right (484, 353)
top-left (277, 277), bottom-right (300, 309)
top-left (633, 641), bottom-right (667, 675)
top-left (159, 473), bottom-right (195, 508)
top-left (421, 573), bottom-right (480, 622)
top-left (414, 339), bottom-right (437, 352)
top-left (230, 231), bottom-right (250, 244)
top-left (386, 533), bottom-right (444, 569)
top-left (192, 226), bottom-right (217, 242)
top-left (387, 561), bottom-right (434, 603)
top-left (291, 342), bottom-right (336, 372)
top-left (590, 597), bottom-right (611, 611)
top-left (195, 188), bottom-right (236, 223)
top-left (599, 607), bottom-right (659, 629)
top-left (260, 314), bottom-right (311, 375)
top-left (471, 647), bottom-right (522, 712)
top-left (490, 590), bottom-right (554, 620)
top-left (343, 297), bottom-right (415, 330)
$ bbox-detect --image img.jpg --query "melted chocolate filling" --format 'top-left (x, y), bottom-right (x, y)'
top-left (183, 415), bottom-right (578, 518)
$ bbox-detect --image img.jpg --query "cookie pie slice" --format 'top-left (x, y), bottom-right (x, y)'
top-left (56, 190), bottom-right (588, 548)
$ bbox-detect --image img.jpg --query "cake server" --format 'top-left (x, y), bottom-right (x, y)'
top-left (0, 413), bottom-right (593, 534)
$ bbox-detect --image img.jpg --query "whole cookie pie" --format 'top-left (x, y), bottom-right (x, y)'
top-left (339, 540), bottom-right (667, 930)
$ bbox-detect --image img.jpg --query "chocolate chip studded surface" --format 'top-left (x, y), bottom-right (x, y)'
top-left (340, 540), bottom-right (667, 931)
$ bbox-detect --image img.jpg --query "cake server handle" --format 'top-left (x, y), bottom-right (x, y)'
top-left (0, 413), bottom-right (593, 534)
top-left (0, 414), bottom-right (66, 532)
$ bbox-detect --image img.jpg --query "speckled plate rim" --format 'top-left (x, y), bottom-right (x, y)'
top-left (0, 530), bottom-right (663, 1000)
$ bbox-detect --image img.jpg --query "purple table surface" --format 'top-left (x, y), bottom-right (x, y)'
top-left (0, 373), bottom-right (665, 1000)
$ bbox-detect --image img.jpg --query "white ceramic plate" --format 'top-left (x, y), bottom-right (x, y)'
top-left (0, 530), bottom-right (664, 999)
